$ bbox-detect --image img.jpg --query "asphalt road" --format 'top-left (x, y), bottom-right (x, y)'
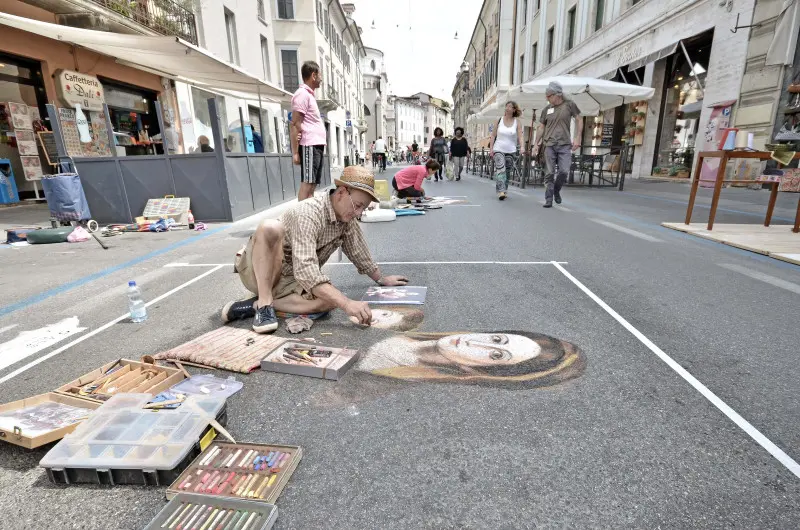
top-left (1, 165), bottom-right (799, 529)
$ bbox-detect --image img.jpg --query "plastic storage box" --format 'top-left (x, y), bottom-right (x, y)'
top-left (144, 493), bottom-right (277, 530)
top-left (40, 393), bottom-right (226, 486)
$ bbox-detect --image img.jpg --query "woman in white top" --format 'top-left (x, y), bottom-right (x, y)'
top-left (489, 101), bottom-right (524, 200)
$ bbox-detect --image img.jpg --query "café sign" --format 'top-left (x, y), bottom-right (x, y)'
top-left (56, 70), bottom-right (105, 111)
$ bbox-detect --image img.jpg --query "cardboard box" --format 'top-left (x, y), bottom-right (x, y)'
top-left (0, 359), bottom-right (184, 449)
top-left (261, 342), bottom-right (359, 381)
top-left (166, 441), bottom-right (302, 504)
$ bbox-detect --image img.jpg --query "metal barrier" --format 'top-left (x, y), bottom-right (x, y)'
top-left (467, 145), bottom-right (635, 190)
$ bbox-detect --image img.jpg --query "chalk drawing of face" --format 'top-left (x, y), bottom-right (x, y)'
top-left (353, 331), bottom-right (584, 389)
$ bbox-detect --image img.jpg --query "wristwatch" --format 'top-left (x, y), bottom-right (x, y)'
top-left (375, 278), bottom-right (384, 286)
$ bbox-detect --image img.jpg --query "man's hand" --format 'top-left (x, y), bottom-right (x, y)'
top-left (532, 145), bottom-right (540, 157)
top-left (572, 140), bottom-right (580, 152)
top-left (293, 153), bottom-right (300, 165)
top-left (344, 300), bottom-right (372, 325)
top-left (380, 275), bottom-right (409, 286)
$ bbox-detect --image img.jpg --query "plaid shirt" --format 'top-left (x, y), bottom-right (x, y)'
top-left (281, 191), bottom-right (378, 294)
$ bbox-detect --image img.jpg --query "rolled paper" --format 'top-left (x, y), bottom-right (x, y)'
top-left (747, 133), bottom-right (754, 149)
top-left (735, 130), bottom-right (748, 149)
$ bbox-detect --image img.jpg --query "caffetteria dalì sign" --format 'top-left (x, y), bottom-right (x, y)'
top-left (56, 70), bottom-right (106, 111)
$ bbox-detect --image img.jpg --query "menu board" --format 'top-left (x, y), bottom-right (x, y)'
top-left (57, 107), bottom-right (111, 158)
top-left (15, 129), bottom-right (38, 155)
top-left (37, 131), bottom-right (59, 166)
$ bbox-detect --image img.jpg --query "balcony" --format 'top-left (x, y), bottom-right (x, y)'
top-left (89, 0), bottom-right (198, 43)
top-left (317, 84), bottom-right (340, 113)
top-left (354, 118), bottom-right (368, 132)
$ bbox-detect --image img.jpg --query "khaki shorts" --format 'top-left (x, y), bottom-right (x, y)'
top-left (235, 236), bottom-right (317, 301)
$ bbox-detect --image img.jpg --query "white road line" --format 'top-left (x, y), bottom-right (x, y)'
top-left (556, 206), bottom-right (574, 212)
top-left (0, 325), bottom-right (17, 336)
top-left (718, 263), bottom-right (800, 296)
top-left (507, 189), bottom-right (528, 197)
top-left (167, 261), bottom-right (568, 267)
top-left (0, 265), bottom-right (225, 385)
top-left (589, 218), bottom-right (663, 242)
top-left (326, 261), bottom-right (568, 265)
top-left (551, 261), bottom-right (800, 480)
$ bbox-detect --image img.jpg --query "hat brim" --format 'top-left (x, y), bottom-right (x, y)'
top-left (335, 179), bottom-right (380, 203)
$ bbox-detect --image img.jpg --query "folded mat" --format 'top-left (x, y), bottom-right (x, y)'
top-left (154, 327), bottom-right (286, 373)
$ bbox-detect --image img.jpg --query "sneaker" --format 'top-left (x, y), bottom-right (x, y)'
top-left (253, 304), bottom-right (279, 333)
top-left (543, 201), bottom-right (553, 208)
top-left (498, 192), bottom-right (506, 201)
top-left (554, 191), bottom-right (562, 204)
top-left (221, 297), bottom-right (257, 323)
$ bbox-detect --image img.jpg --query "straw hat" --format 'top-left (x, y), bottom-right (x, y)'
top-left (334, 166), bottom-right (379, 202)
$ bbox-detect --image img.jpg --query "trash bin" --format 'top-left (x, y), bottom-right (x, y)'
top-left (344, 155), bottom-right (351, 167)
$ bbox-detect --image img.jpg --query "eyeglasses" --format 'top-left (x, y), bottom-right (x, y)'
top-left (347, 190), bottom-right (367, 220)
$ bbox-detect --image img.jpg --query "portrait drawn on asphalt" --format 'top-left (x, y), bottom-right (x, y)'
top-left (316, 330), bottom-right (585, 405)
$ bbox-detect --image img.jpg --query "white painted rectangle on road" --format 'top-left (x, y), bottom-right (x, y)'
top-left (718, 263), bottom-right (800, 295)
top-left (0, 317), bottom-right (86, 372)
top-left (552, 261), bottom-right (800, 480)
top-left (590, 218), bottom-right (663, 242)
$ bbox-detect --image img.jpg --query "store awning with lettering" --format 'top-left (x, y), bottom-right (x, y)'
top-left (0, 12), bottom-right (291, 103)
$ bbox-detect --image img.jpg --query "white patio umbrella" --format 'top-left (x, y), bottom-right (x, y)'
top-left (514, 75), bottom-right (656, 114)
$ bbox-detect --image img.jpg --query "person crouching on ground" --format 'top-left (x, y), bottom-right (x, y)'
top-left (392, 159), bottom-right (440, 200)
top-left (222, 166), bottom-right (409, 333)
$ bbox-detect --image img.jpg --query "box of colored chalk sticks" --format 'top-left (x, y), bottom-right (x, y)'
top-left (144, 493), bottom-right (277, 530)
top-left (261, 341), bottom-right (359, 381)
top-left (166, 441), bottom-right (302, 504)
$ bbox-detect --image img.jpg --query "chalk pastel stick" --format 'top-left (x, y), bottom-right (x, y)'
top-left (227, 511), bottom-right (247, 530)
top-left (232, 511), bottom-right (251, 530)
top-left (206, 509), bottom-right (226, 530)
top-left (163, 502), bottom-right (191, 528)
top-left (239, 474), bottom-right (258, 496)
top-left (214, 510), bottom-right (234, 530)
top-left (198, 508), bottom-right (219, 530)
top-left (221, 510), bottom-right (242, 530)
top-left (239, 512), bottom-right (258, 530)
top-left (184, 505), bottom-right (208, 530)
top-left (199, 446), bottom-right (219, 466)
top-left (226, 449), bottom-right (243, 468)
top-left (253, 475), bottom-right (271, 498)
top-left (238, 450), bottom-right (254, 468)
top-left (176, 504), bottom-right (202, 530)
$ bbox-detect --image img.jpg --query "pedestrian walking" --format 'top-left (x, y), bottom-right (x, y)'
top-left (533, 81), bottom-right (582, 208)
top-left (449, 127), bottom-right (471, 181)
top-left (488, 101), bottom-right (523, 201)
top-left (374, 136), bottom-right (387, 172)
top-left (290, 61), bottom-right (327, 201)
top-left (428, 127), bottom-right (448, 181)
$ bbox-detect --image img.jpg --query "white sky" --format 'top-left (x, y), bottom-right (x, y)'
top-left (351, 0), bottom-right (484, 103)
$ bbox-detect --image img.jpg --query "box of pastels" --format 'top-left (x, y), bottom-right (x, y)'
top-left (144, 493), bottom-right (277, 530)
top-left (166, 441), bottom-right (302, 504)
top-left (40, 393), bottom-right (226, 486)
top-left (0, 359), bottom-right (182, 449)
top-left (261, 341), bottom-right (360, 381)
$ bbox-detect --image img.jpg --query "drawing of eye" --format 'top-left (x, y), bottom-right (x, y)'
top-left (490, 334), bottom-right (508, 344)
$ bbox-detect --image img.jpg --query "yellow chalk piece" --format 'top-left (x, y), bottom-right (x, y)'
top-left (199, 428), bottom-right (217, 452)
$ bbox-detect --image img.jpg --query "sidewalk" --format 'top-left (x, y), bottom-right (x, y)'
top-left (0, 202), bottom-right (52, 234)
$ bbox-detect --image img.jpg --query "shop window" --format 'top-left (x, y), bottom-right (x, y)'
top-left (277, 0), bottom-right (294, 19)
top-left (281, 49), bottom-right (300, 92)
top-left (567, 7), bottom-right (576, 51)
top-left (595, 0), bottom-right (605, 31)
top-left (224, 9), bottom-right (240, 65)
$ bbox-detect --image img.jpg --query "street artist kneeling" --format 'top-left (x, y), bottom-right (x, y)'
top-left (222, 166), bottom-right (409, 333)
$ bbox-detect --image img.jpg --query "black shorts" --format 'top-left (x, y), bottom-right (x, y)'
top-left (300, 145), bottom-right (325, 185)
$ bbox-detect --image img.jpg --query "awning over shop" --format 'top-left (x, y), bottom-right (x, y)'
top-left (0, 12), bottom-right (292, 103)
top-left (628, 42), bottom-right (679, 71)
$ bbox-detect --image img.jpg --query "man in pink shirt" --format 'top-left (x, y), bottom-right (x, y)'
top-left (291, 61), bottom-right (328, 201)
top-left (392, 159), bottom-right (440, 199)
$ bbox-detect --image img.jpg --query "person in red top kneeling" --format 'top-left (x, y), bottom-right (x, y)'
top-left (392, 159), bottom-right (440, 199)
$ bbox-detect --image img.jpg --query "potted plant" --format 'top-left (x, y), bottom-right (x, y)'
top-left (670, 165), bottom-right (690, 178)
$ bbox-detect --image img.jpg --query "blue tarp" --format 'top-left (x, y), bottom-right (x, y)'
top-left (41, 173), bottom-right (92, 222)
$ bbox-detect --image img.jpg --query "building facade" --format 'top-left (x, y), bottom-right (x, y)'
top-left (362, 46), bottom-right (391, 147)
top-left (411, 92), bottom-right (453, 147)
top-left (393, 96), bottom-right (425, 149)
top-left (272, 0), bottom-right (367, 167)
top-left (453, 0), bottom-right (515, 148)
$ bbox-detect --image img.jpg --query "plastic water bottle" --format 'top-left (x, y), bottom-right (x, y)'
top-left (127, 281), bottom-right (147, 323)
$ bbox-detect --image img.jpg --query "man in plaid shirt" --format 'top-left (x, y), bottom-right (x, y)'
top-left (222, 167), bottom-right (409, 333)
